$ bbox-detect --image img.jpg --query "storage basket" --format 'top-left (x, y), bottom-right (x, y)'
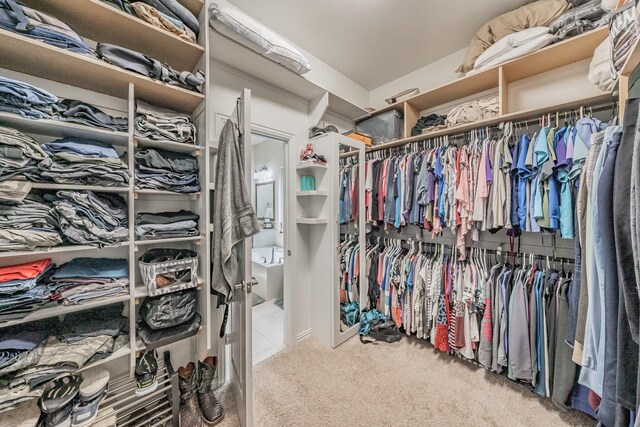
top-left (138, 248), bottom-right (199, 296)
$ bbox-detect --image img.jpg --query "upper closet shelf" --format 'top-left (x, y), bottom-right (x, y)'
top-left (178, 0), bottom-right (204, 17)
top-left (21, 0), bottom-right (204, 71)
top-left (357, 27), bottom-right (609, 120)
top-left (369, 93), bottom-right (615, 151)
top-left (0, 29), bottom-right (204, 113)
top-left (0, 112), bottom-right (130, 146)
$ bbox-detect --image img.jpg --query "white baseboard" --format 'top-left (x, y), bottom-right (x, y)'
top-left (296, 329), bottom-right (311, 342)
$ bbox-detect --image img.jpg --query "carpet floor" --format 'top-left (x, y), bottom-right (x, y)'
top-left (218, 335), bottom-right (596, 426)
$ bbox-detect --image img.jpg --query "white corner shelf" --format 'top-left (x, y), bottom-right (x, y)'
top-left (0, 242), bottom-right (130, 259)
top-left (296, 162), bottom-right (328, 173)
top-left (32, 183), bottom-right (130, 193)
top-left (134, 138), bottom-right (201, 154)
top-left (0, 294), bottom-right (130, 328)
top-left (296, 217), bottom-right (328, 225)
top-left (0, 111), bottom-right (130, 146)
top-left (296, 191), bottom-right (328, 197)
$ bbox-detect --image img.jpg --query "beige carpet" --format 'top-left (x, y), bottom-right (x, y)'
top-left (249, 335), bottom-right (595, 427)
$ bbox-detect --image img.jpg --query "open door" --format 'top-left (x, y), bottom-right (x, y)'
top-left (229, 88), bottom-right (255, 427)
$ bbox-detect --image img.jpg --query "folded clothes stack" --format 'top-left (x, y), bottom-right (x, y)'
top-left (135, 148), bottom-right (200, 193)
top-left (101, 0), bottom-right (200, 38)
top-left (0, 259), bottom-right (54, 322)
top-left (610, 3), bottom-right (637, 76)
top-left (0, 76), bottom-right (59, 120)
top-left (48, 258), bottom-right (129, 306)
top-left (0, 126), bottom-right (47, 202)
top-left (0, 0), bottom-right (93, 55)
top-left (0, 304), bottom-right (129, 411)
top-left (56, 99), bottom-right (128, 133)
top-left (0, 193), bottom-right (62, 251)
top-left (47, 190), bottom-right (129, 247)
top-left (132, 2), bottom-right (197, 42)
top-left (411, 113), bottom-right (447, 136)
top-left (135, 210), bottom-right (199, 240)
top-left (135, 100), bottom-right (196, 145)
top-left (39, 137), bottom-right (130, 187)
top-left (446, 96), bottom-right (499, 127)
top-left (549, 0), bottom-right (608, 40)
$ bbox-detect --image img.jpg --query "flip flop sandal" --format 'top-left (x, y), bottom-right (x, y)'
top-left (40, 375), bottom-right (82, 414)
top-left (79, 366), bottom-right (110, 402)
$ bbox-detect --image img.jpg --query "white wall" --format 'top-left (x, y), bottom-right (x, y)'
top-left (209, 59), bottom-right (312, 341)
top-left (368, 49), bottom-right (466, 109)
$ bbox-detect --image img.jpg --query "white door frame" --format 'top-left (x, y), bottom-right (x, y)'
top-left (250, 123), bottom-right (295, 348)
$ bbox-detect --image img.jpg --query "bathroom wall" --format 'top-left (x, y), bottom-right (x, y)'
top-left (251, 139), bottom-right (285, 248)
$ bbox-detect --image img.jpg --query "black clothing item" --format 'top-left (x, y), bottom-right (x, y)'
top-left (60, 303), bottom-right (128, 343)
top-left (136, 210), bottom-right (199, 225)
top-left (596, 127), bottom-right (623, 426)
top-left (411, 114), bottom-right (447, 136)
top-left (613, 99), bottom-right (640, 411)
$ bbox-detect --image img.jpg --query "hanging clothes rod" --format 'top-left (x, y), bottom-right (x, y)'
top-left (365, 101), bottom-right (617, 154)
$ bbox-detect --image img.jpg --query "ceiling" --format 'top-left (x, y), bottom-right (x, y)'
top-left (228, 0), bottom-right (532, 90)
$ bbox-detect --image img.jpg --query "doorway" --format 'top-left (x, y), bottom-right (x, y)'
top-left (249, 131), bottom-right (288, 365)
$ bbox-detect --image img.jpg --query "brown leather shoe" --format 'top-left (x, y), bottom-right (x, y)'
top-left (178, 362), bottom-right (204, 427)
top-left (197, 356), bottom-right (224, 425)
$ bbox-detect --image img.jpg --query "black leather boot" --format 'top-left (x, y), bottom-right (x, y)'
top-left (197, 356), bottom-right (224, 425)
top-left (178, 362), bottom-right (204, 427)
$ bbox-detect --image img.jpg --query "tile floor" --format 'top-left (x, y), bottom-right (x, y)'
top-left (252, 299), bottom-right (285, 365)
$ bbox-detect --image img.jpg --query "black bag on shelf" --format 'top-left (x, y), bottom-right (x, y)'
top-left (139, 289), bottom-right (197, 330)
top-left (138, 312), bottom-right (201, 349)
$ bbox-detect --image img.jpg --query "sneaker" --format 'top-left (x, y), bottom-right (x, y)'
top-left (72, 390), bottom-right (107, 427)
top-left (40, 375), bottom-right (82, 414)
top-left (44, 401), bottom-right (73, 427)
top-left (135, 350), bottom-right (158, 396)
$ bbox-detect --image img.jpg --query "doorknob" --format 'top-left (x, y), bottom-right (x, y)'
top-left (234, 277), bottom-right (259, 293)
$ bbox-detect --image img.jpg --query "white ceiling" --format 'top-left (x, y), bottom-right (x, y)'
top-left (228, 0), bottom-right (532, 90)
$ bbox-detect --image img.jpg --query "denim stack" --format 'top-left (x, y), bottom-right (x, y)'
top-left (0, 193), bottom-right (62, 251)
top-left (0, 0), bottom-right (94, 56)
top-left (0, 258), bottom-right (54, 322)
top-left (135, 209), bottom-right (199, 240)
top-left (56, 99), bottom-right (128, 132)
top-left (0, 304), bottom-right (129, 409)
top-left (48, 258), bottom-right (129, 305)
top-left (135, 148), bottom-right (200, 193)
top-left (39, 137), bottom-right (130, 187)
top-left (0, 76), bottom-right (58, 119)
top-left (135, 100), bottom-right (196, 145)
top-left (48, 190), bottom-right (128, 247)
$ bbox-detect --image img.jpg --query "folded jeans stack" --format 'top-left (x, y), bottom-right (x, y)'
top-left (0, 259), bottom-right (54, 322)
top-left (47, 190), bottom-right (128, 247)
top-left (0, 193), bottom-right (61, 251)
top-left (0, 76), bottom-right (58, 120)
top-left (135, 148), bottom-right (200, 193)
top-left (56, 99), bottom-right (128, 132)
top-left (135, 100), bottom-right (196, 145)
top-left (0, 126), bottom-right (48, 202)
top-left (40, 137), bottom-right (130, 187)
top-left (132, 2), bottom-right (196, 42)
top-left (411, 113), bottom-right (447, 136)
top-left (135, 209), bottom-right (199, 240)
top-left (48, 258), bottom-right (129, 306)
top-left (101, 0), bottom-right (200, 37)
top-left (0, 304), bottom-right (129, 410)
top-left (0, 0), bottom-right (93, 55)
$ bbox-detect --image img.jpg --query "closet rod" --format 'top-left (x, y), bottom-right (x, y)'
top-left (364, 101), bottom-right (617, 156)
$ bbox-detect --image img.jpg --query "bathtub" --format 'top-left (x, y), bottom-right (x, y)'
top-left (251, 246), bottom-right (284, 301)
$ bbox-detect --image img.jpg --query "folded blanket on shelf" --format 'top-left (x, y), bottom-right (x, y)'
top-left (135, 147), bottom-right (200, 193)
top-left (135, 100), bottom-right (196, 145)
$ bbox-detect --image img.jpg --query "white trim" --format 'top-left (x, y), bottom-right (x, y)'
top-left (296, 329), bottom-right (312, 342)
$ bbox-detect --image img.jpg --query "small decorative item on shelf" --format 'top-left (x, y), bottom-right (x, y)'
top-left (300, 175), bottom-right (316, 191)
top-left (299, 142), bottom-right (326, 164)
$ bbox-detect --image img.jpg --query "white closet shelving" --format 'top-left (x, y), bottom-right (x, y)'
top-left (0, 0), bottom-right (213, 387)
top-left (303, 133), bottom-right (366, 348)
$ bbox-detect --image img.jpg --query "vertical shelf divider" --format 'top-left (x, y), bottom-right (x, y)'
top-left (127, 82), bottom-right (137, 375)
